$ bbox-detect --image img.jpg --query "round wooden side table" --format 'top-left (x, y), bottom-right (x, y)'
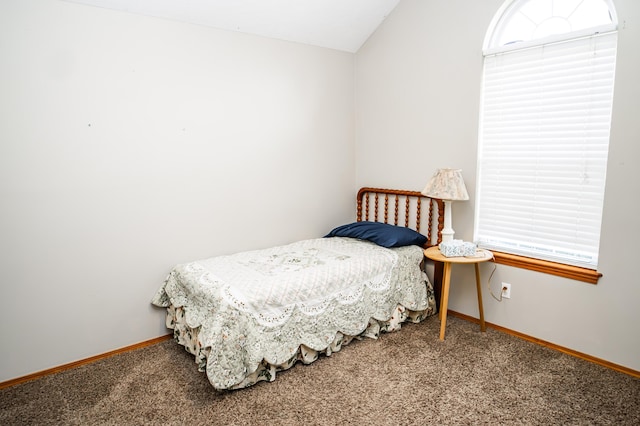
top-left (424, 246), bottom-right (494, 340)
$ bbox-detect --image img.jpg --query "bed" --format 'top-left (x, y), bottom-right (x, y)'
top-left (152, 188), bottom-right (444, 390)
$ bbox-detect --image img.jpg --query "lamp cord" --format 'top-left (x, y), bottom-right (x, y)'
top-left (464, 250), bottom-right (502, 302)
top-left (485, 255), bottom-right (503, 302)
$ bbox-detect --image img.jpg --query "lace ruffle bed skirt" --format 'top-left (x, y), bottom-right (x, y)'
top-left (165, 302), bottom-right (435, 390)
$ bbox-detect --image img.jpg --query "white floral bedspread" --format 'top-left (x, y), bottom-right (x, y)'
top-left (152, 237), bottom-right (430, 390)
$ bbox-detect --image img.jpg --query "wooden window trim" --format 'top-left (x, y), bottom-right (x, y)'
top-left (491, 251), bottom-right (602, 284)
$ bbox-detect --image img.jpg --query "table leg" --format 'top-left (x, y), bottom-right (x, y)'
top-left (439, 262), bottom-right (452, 340)
top-left (474, 263), bottom-right (486, 332)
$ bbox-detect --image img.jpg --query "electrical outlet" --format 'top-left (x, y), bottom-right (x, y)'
top-left (501, 282), bottom-right (511, 299)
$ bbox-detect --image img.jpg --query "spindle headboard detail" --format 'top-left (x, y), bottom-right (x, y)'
top-left (356, 187), bottom-right (444, 248)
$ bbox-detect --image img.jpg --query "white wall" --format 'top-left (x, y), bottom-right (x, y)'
top-left (0, 0), bottom-right (355, 382)
top-left (356, 0), bottom-right (640, 371)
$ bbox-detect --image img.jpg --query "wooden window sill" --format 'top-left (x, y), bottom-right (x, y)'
top-left (491, 251), bottom-right (602, 284)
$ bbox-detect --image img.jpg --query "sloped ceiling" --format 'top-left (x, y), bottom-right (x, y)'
top-left (63, 0), bottom-right (401, 52)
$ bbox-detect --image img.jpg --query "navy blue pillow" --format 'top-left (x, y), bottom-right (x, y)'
top-left (325, 221), bottom-right (427, 248)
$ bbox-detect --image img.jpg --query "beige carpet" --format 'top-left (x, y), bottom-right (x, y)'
top-left (1, 316), bottom-right (639, 425)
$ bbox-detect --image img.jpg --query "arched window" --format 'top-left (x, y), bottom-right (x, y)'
top-left (474, 0), bottom-right (618, 279)
top-left (486, 0), bottom-right (616, 51)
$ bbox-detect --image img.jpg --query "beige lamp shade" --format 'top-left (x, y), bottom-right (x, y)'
top-left (421, 168), bottom-right (469, 201)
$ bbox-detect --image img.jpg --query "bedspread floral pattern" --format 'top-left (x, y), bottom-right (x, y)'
top-left (152, 237), bottom-right (436, 390)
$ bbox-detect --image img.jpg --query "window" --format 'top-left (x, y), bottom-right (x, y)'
top-left (475, 0), bottom-right (618, 281)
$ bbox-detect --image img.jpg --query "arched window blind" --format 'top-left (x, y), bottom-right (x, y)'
top-left (475, 0), bottom-right (618, 269)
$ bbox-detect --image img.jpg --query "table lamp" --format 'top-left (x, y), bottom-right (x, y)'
top-left (421, 168), bottom-right (469, 242)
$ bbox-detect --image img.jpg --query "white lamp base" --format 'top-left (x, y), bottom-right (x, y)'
top-left (441, 200), bottom-right (455, 243)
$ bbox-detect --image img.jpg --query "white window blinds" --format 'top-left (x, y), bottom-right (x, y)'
top-left (475, 31), bottom-right (617, 269)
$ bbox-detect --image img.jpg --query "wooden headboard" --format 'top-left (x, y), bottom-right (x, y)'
top-left (357, 187), bottom-right (446, 306)
top-left (356, 187), bottom-right (444, 248)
